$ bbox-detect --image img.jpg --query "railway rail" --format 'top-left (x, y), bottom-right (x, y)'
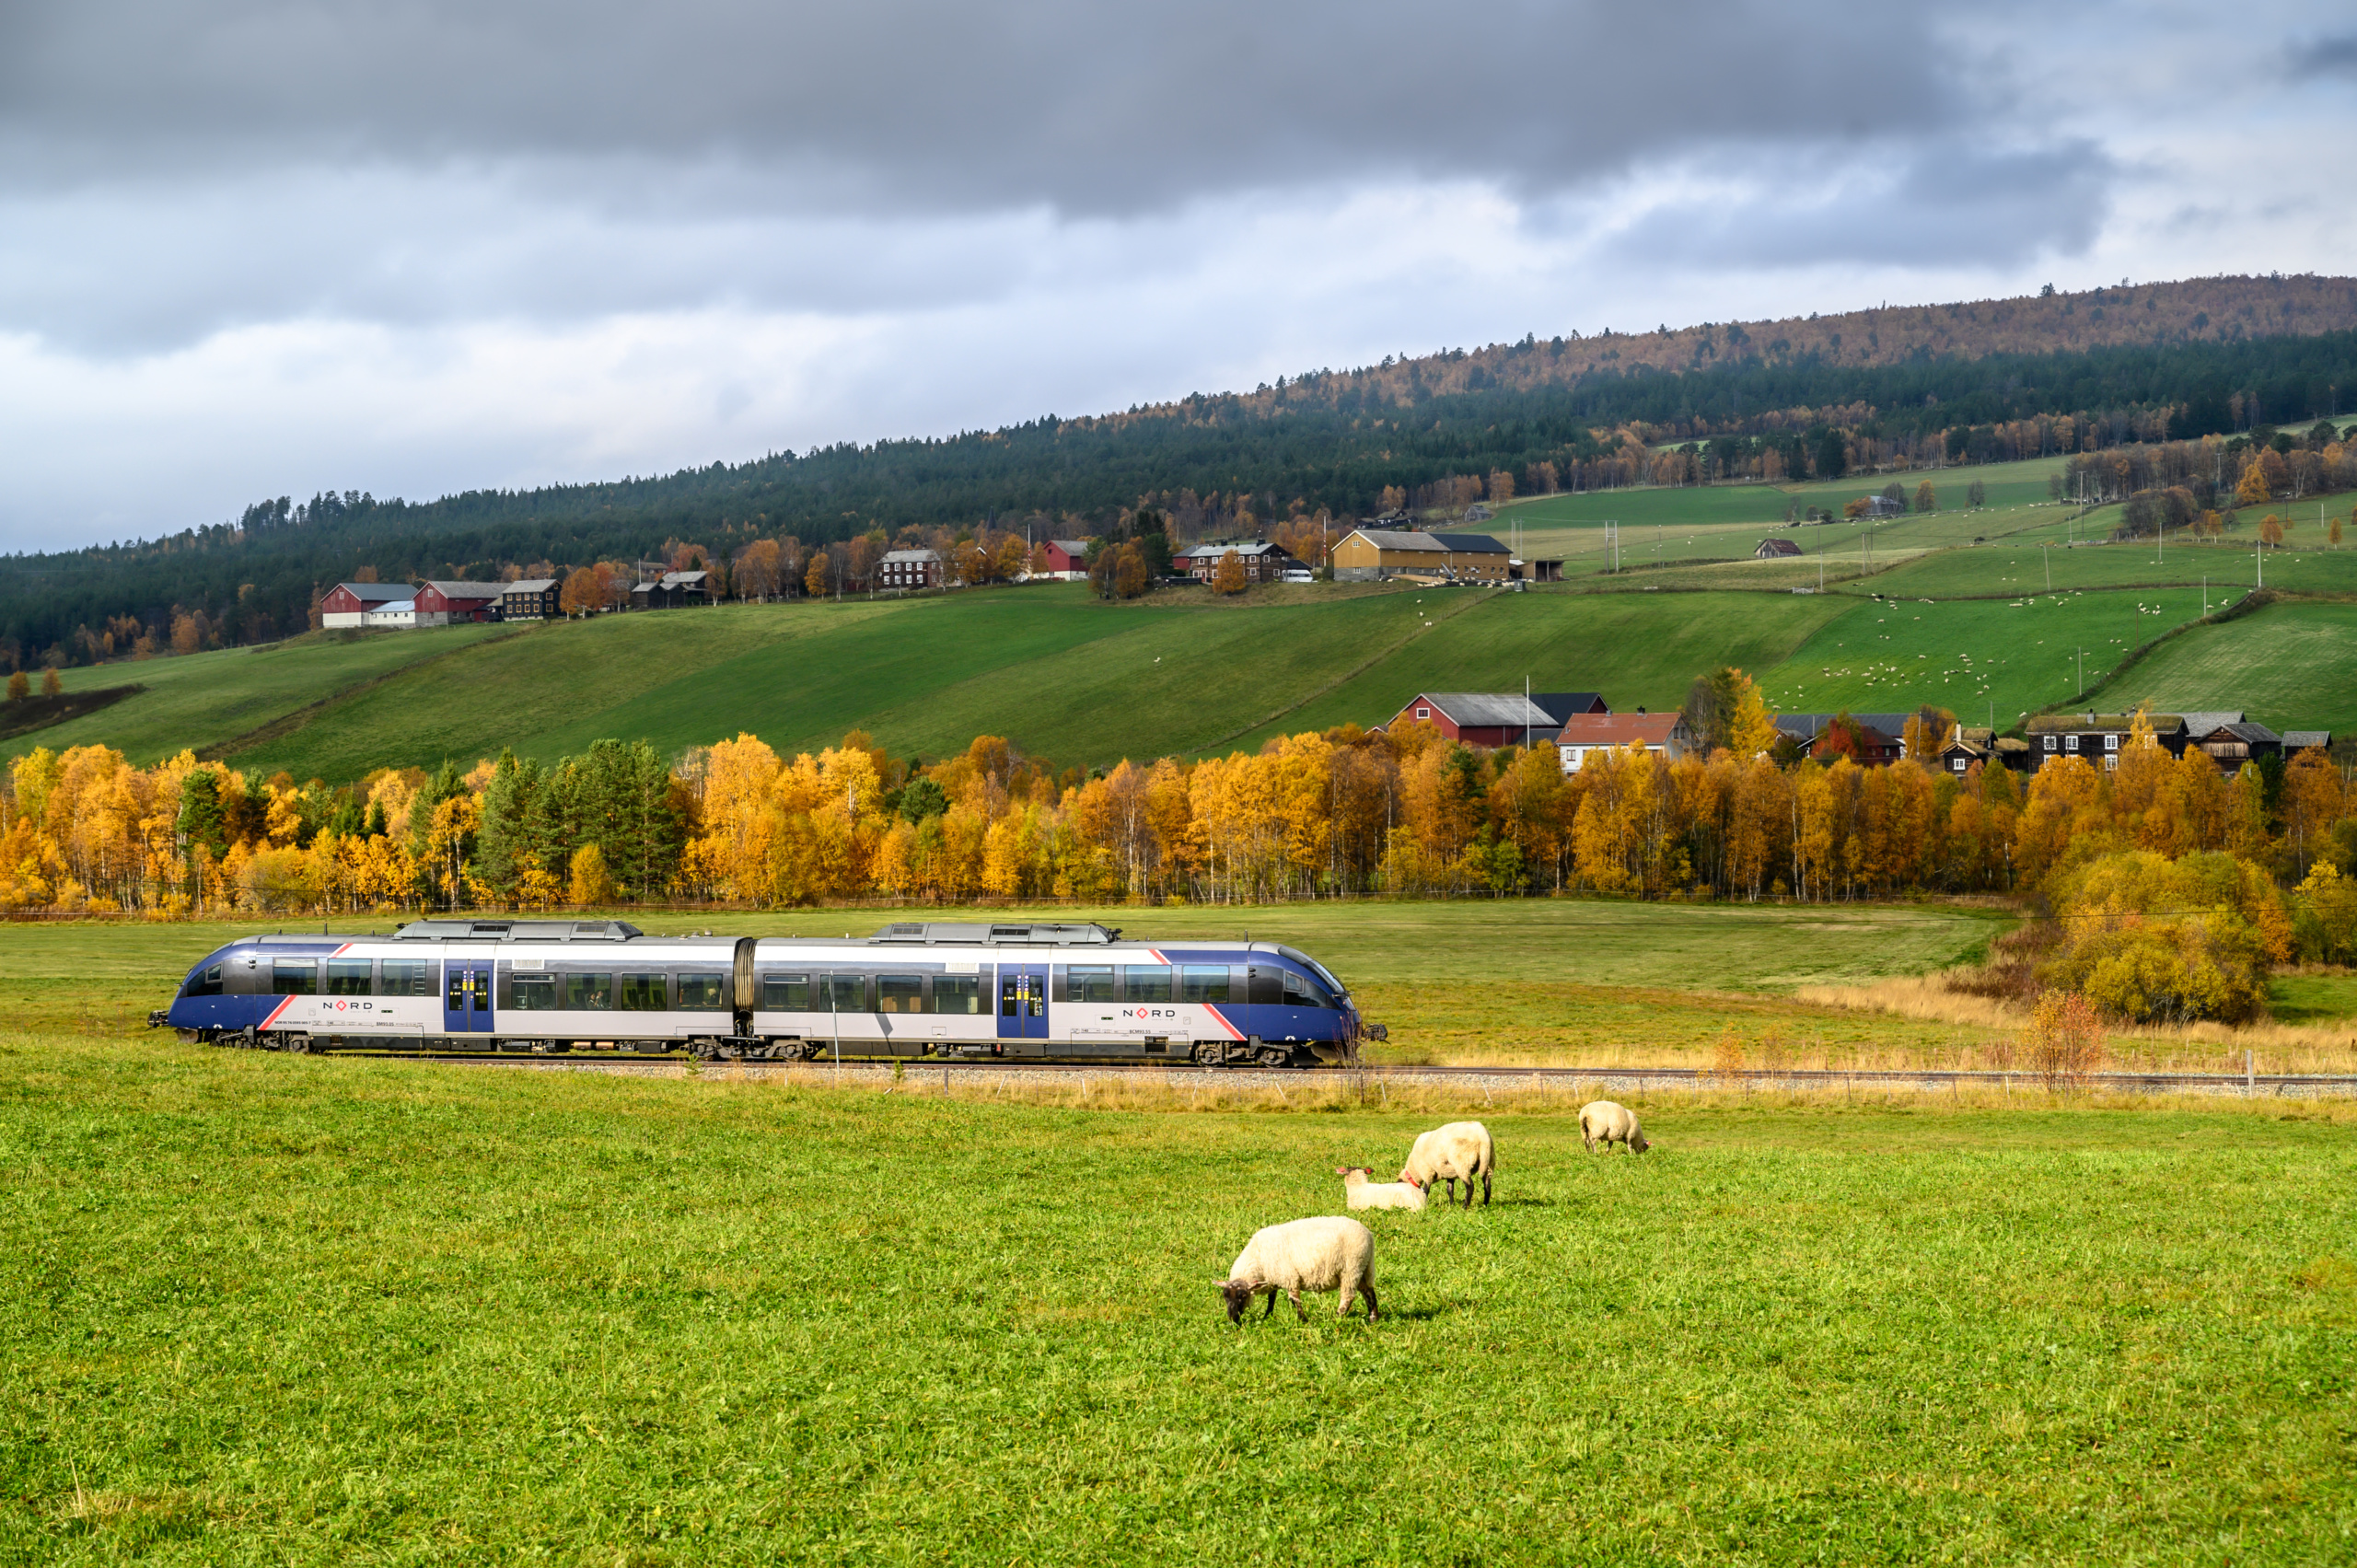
top-left (408, 1052), bottom-right (2357, 1099)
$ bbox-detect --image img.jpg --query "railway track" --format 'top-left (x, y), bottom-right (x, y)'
top-left (408, 1052), bottom-right (2357, 1098)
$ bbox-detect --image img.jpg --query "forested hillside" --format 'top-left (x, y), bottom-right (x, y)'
top-left (5, 273), bottom-right (2354, 673)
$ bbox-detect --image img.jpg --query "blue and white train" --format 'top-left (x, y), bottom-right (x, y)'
top-left (150, 919), bottom-right (1379, 1067)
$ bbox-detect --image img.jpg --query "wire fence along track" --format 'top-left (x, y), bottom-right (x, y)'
top-left (419, 1055), bottom-right (2357, 1100)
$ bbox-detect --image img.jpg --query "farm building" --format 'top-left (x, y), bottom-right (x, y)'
top-left (320, 582), bottom-right (416, 628)
top-left (878, 549), bottom-right (943, 591)
top-left (631, 570), bottom-right (711, 610)
top-left (1754, 538), bottom-right (1804, 559)
top-left (1387, 691), bottom-right (1608, 748)
top-left (1177, 540), bottom-right (1305, 584)
top-left (2026, 712), bottom-right (2191, 771)
top-left (1933, 726), bottom-right (2030, 774)
top-left (364, 597), bottom-right (417, 630)
top-left (496, 579), bottom-right (560, 621)
top-left (1035, 540), bottom-right (1092, 581)
top-left (1556, 711), bottom-right (1697, 772)
top-left (1331, 528), bottom-right (1511, 583)
top-left (1774, 712), bottom-right (1914, 765)
top-left (412, 581), bottom-right (505, 626)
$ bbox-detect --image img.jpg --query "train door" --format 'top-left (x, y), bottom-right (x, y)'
top-left (443, 953), bottom-right (494, 1034)
top-left (996, 964), bottom-right (1047, 1041)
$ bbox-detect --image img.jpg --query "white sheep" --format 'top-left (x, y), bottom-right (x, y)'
top-left (1217, 1216), bottom-right (1379, 1323)
top-left (1336, 1165), bottom-right (1427, 1211)
top-left (1399, 1120), bottom-right (1496, 1207)
top-left (1579, 1099), bottom-right (1652, 1154)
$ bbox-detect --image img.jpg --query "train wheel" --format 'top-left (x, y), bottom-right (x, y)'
top-left (1255, 1046), bottom-right (1290, 1068)
top-left (1192, 1042), bottom-right (1224, 1066)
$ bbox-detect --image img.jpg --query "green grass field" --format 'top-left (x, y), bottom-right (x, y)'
top-left (8, 452), bottom-right (2356, 780)
top-left (6, 1031), bottom-right (2353, 1563)
top-left (2102, 598), bottom-right (2357, 735)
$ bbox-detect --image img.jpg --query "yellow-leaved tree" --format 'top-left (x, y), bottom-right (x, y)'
top-left (1211, 550), bottom-right (1248, 596)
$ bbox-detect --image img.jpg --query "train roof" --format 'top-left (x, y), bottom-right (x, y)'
top-left (866, 921), bottom-right (1121, 946)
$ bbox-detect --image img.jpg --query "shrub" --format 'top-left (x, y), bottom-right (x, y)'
top-left (2019, 990), bottom-right (2104, 1091)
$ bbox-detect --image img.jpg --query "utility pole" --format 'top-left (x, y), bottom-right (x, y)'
top-left (2044, 543), bottom-right (2050, 590)
top-left (2258, 535), bottom-right (2264, 590)
top-left (2077, 646), bottom-right (2084, 698)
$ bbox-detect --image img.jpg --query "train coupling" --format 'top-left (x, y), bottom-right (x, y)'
top-left (1362, 1022), bottom-right (1388, 1043)
top-left (146, 1008), bottom-right (170, 1028)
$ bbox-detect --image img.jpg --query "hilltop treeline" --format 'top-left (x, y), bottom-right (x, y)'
top-left (6, 276), bottom-right (2357, 672)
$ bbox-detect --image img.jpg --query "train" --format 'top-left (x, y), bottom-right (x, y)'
top-left (148, 918), bottom-right (1381, 1067)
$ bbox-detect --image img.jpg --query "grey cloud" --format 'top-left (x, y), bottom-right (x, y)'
top-left (2291, 33), bottom-right (2357, 78)
top-left (1, 1), bottom-right (1969, 213)
top-left (1601, 140), bottom-right (2113, 272)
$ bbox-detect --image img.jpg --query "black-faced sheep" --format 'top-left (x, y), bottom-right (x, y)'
top-left (1399, 1120), bottom-right (1495, 1207)
top-left (1579, 1099), bottom-right (1651, 1154)
top-left (1217, 1216), bottom-right (1378, 1323)
top-left (1336, 1166), bottom-right (1426, 1211)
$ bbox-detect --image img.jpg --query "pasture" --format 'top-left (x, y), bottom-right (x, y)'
top-left (2102, 598), bottom-right (2357, 735)
top-left (4, 1032), bottom-right (2353, 1564)
top-left (6, 453), bottom-right (2353, 783)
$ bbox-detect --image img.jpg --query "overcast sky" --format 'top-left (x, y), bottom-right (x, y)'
top-left (1, 1), bottom-right (2351, 552)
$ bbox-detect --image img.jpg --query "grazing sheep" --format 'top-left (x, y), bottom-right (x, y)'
top-left (1399, 1120), bottom-right (1496, 1207)
top-left (1579, 1099), bottom-right (1652, 1154)
top-left (1336, 1166), bottom-right (1427, 1212)
top-left (1217, 1216), bottom-right (1378, 1323)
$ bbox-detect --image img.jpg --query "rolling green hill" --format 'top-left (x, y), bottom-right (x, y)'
top-left (8, 466), bottom-right (2352, 778)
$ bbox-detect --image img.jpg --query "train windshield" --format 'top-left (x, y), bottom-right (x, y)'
top-left (1273, 946), bottom-right (1348, 1004)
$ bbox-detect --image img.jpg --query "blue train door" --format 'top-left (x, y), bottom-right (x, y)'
top-left (996, 964), bottom-right (1047, 1040)
top-left (444, 957), bottom-right (493, 1034)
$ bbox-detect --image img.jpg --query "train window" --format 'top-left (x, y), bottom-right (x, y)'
top-left (510, 974), bottom-right (559, 1011)
top-left (934, 976), bottom-right (981, 1015)
top-left (272, 959), bottom-right (318, 995)
top-left (877, 974), bottom-right (925, 1014)
top-left (326, 959), bottom-right (373, 996)
top-left (615, 973), bottom-right (668, 1011)
top-left (561, 971), bottom-right (612, 1009)
top-left (761, 974), bottom-right (810, 1010)
top-left (677, 973), bottom-right (727, 1011)
top-left (181, 964), bottom-right (224, 998)
top-left (1123, 965), bottom-right (1174, 1003)
top-left (1066, 965), bottom-right (1116, 1004)
top-left (825, 974), bottom-right (865, 1012)
top-left (1248, 966), bottom-right (1283, 1005)
top-left (1180, 965), bottom-right (1229, 1003)
top-left (381, 960), bottom-right (435, 996)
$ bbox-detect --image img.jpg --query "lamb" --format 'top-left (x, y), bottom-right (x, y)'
top-left (1217, 1216), bottom-right (1378, 1323)
top-left (1336, 1165), bottom-right (1427, 1211)
top-left (1399, 1120), bottom-right (1496, 1207)
top-left (1579, 1099), bottom-right (1652, 1154)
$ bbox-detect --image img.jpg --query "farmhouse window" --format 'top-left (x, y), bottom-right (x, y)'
top-left (2044, 736), bottom-right (2057, 751)
top-left (1952, 758), bottom-right (1967, 772)
top-left (2106, 734), bottom-right (2119, 751)
top-left (2066, 735), bottom-right (2079, 752)
top-left (1416, 707), bottom-right (1430, 719)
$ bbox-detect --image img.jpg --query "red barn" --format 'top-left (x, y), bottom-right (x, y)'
top-left (319, 582), bottom-right (413, 628)
top-left (412, 580), bottom-right (504, 626)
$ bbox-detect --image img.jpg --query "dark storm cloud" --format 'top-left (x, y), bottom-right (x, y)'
top-left (0, 0), bottom-right (1971, 212)
top-left (2291, 33), bottom-right (2357, 79)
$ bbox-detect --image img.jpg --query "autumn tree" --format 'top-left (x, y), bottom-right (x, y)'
top-left (2260, 514), bottom-right (2285, 549)
top-left (1212, 550), bottom-right (1248, 596)
top-left (806, 550), bottom-right (832, 598)
top-left (41, 669), bottom-right (60, 697)
top-left (559, 566), bottom-right (598, 616)
top-left (2235, 458), bottom-right (2272, 506)
top-left (1914, 480), bottom-right (1937, 514)
top-left (733, 539), bottom-right (784, 600)
top-left (5, 671), bottom-right (26, 703)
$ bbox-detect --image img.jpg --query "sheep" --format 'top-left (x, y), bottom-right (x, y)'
top-left (1579, 1099), bottom-right (1652, 1154)
top-left (1217, 1216), bottom-right (1378, 1323)
top-left (1399, 1120), bottom-right (1495, 1207)
top-left (1336, 1165), bottom-right (1426, 1211)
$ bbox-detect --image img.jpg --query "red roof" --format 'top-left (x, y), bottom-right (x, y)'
top-left (1558, 713), bottom-right (1685, 748)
